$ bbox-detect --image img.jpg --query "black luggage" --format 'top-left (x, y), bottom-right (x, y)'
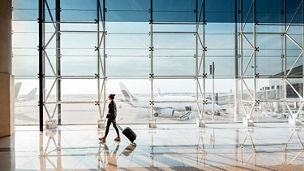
top-left (117, 124), bottom-right (136, 143)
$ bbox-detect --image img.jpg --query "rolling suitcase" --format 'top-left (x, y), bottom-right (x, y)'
top-left (116, 123), bottom-right (136, 143)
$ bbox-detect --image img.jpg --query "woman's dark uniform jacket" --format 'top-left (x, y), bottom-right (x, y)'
top-left (108, 101), bottom-right (117, 119)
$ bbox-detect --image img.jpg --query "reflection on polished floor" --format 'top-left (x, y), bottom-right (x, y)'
top-left (0, 123), bottom-right (304, 170)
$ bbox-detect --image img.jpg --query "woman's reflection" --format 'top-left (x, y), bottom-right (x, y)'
top-left (98, 142), bottom-right (137, 170)
top-left (103, 143), bottom-right (120, 170)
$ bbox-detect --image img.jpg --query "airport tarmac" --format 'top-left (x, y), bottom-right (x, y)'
top-left (15, 96), bottom-right (291, 125)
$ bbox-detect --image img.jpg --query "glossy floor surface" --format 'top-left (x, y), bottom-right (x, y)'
top-left (1, 123), bottom-right (304, 170)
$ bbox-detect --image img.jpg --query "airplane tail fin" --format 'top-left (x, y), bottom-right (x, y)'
top-left (22, 88), bottom-right (37, 101)
top-left (119, 82), bottom-right (138, 103)
top-left (15, 82), bottom-right (22, 99)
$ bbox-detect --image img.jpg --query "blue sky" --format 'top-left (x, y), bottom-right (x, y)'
top-left (13, 20), bottom-right (277, 95)
top-left (11, 0), bottom-right (304, 95)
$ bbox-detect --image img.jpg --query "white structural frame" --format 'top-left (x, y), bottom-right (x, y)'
top-left (148, 0), bottom-right (208, 128)
top-left (38, 0), bottom-right (304, 130)
top-left (40, 0), bottom-right (107, 130)
top-left (239, 0), bottom-right (304, 126)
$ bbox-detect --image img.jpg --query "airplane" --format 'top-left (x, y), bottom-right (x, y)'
top-left (119, 82), bottom-right (222, 119)
top-left (15, 82), bottom-right (38, 101)
top-left (17, 88), bottom-right (37, 101)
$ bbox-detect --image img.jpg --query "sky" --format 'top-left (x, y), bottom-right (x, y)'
top-left (11, 0), bottom-right (304, 95)
top-left (12, 20), bottom-right (297, 95)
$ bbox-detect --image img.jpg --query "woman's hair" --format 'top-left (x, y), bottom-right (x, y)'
top-left (108, 94), bottom-right (115, 100)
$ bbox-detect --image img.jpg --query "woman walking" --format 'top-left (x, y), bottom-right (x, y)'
top-left (99, 94), bottom-right (120, 142)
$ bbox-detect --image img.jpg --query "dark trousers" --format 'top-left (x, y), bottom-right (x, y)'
top-left (104, 118), bottom-right (119, 138)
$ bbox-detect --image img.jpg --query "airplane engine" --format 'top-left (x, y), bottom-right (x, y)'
top-left (154, 108), bottom-right (175, 117)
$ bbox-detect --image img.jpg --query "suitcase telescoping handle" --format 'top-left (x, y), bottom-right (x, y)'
top-left (115, 122), bottom-right (124, 131)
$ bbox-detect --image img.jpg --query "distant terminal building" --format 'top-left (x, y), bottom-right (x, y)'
top-left (269, 65), bottom-right (303, 99)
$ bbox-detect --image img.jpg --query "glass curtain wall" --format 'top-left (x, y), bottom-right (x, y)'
top-left (12, 0), bottom-right (304, 126)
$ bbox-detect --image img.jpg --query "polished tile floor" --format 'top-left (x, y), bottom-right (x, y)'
top-left (0, 123), bottom-right (304, 170)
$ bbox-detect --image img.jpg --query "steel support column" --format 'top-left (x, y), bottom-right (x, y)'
top-left (283, 0), bottom-right (287, 119)
top-left (302, 0), bottom-right (304, 118)
top-left (39, 0), bottom-right (45, 132)
top-left (202, 0), bottom-right (207, 122)
top-left (252, 0), bottom-right (258, 126)
top-left (234, 0), bottom-right (239, 122)
top-left (97, 0), bottom-right (107, 128)
top-left (240, 0), bottom-right (244, 122)
top-left (240, 0), bottom-right (256, 126)
top-left (97, 0), bottom-right (103, 128)
top-left (56, 0), bottom-right (61, 125)
top-left (195, 0), bottom-right (203, 126)
top-left (191, 0), bottom-right (206, 126)
top-left (102, 0), bottom-right (107, 120)
top-left (149, 0), bottom-right (156, 128)
top-left (196, 0), bottom-right (207, 127)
